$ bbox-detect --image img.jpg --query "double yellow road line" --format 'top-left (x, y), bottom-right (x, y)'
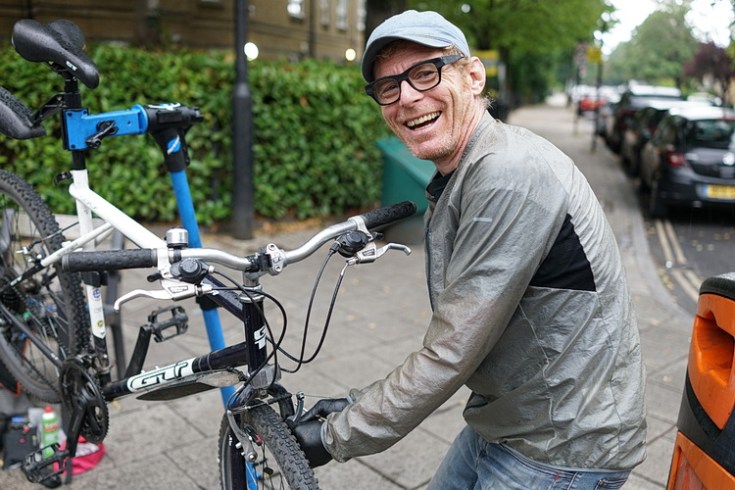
top-left (653, 219), bottom-right (701, 303)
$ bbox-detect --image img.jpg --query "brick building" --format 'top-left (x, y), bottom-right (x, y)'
top-left (0, 0), bottom-right (366, 63)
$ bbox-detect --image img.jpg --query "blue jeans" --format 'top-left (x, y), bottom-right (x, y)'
top-left (428, 426), bottom-right (630, 490)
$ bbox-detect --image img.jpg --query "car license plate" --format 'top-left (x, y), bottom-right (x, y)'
top-left (705, 185), bottom-right (735, 200)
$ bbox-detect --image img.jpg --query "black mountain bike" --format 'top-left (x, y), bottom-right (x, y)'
top-left (0, 16), bottom-right (417, 490)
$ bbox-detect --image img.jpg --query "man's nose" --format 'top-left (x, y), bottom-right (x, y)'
top-left (399, 80), bottom-right (422, 104)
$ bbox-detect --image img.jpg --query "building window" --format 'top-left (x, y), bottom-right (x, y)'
top-left (336, 0), bottom-right (347, 31)
top-left (357, 0), bottom-right (365, 31)
top-left (320, 0), bottom-right (330, 27)
top-left (287, 0), bottom-right (304, 19)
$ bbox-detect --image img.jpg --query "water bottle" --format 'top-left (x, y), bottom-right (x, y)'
top-left (40, 405), bottom-right (59, 458)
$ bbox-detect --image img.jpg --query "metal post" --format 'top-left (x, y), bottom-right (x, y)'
top-left (592, 40), bottom-right (603, 153)
top-left (231, 0), bottom-right (254, 239)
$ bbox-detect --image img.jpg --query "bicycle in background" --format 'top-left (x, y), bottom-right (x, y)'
top-left (0, 17), bottom-right (417, 489)
top-left (0, 17), bottom-right (233, 401)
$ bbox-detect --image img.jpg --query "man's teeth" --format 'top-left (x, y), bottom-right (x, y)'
top-left (407, 112), bottom-right (440, 128)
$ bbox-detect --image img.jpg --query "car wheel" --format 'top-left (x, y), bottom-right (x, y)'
top-left (648, 179), bottom-right (667, 219)
top-left (620, 153), bottom-right (633, 177)
top-left (628, 151), bottom-right (641, 178)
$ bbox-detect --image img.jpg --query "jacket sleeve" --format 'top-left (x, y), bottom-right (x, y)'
top-left (322, 150), bottom-right (569, 462)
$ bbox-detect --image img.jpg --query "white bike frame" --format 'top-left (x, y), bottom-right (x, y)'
top-left (38, 168), bottom-right (165, 345)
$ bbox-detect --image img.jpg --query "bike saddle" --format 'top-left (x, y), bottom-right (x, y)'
top-left (11, 19), bottom-right (99, 89)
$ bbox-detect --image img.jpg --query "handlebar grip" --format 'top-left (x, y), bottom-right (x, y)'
top-left (358, 201), bottom-right (417, 229)
top-left (62, 249), bottom-right (157, 272)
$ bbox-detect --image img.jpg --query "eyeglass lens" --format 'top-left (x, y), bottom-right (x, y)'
top-left (373, 62), bottom-right (441, 104)
top-left (367, 55), bottom-right (463, 105)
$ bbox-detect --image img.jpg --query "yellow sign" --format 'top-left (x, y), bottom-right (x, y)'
top-left (475, 50), bottom-right (499, 77)
top-left (587, 46), bottom-right (602, 64)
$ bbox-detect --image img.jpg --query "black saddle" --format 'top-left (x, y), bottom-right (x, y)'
top-left (0, 19), bottom-right (100, 140)
top-left (12, 19), bottom-right (99, 89)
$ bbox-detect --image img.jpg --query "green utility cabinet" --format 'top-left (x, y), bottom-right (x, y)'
top-left (377, 137), bottom-right (435, 243)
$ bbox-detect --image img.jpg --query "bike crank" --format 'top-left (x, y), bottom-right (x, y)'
top-left (59, 358), bottom-right (109, 444)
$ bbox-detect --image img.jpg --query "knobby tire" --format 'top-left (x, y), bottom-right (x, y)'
top-left (0, 169), bottom-right (87, 402)
top-left (218, 404), bottom-right (319, 490)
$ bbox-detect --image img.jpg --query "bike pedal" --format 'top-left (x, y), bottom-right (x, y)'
top-left (21, 444), bottom-right (65, 486)
top-left (148, 306), bottom-right (188, 342)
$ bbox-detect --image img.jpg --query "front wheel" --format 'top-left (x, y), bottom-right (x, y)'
top-left (218, 405), bottom-right (319, 490)
top-left (648, 178), bottom-right (668, 219)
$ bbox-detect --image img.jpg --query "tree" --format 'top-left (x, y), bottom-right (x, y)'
top-left (407, 0), bottom-right (606, 53)
top-left (405, 0), bottom-right (608, 104)
top-left (684, 41), bottom-right (733, 101)
top-left (605, 41), bottom-right (635, 84)
top-left (605, 1), bottom-right (698, 87)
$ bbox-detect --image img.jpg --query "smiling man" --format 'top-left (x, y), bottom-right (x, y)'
top-left (292, 10), bottom-right (647, 489)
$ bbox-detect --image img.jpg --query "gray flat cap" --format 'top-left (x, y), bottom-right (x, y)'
top-left (361, 10), bottom-right (471, 82)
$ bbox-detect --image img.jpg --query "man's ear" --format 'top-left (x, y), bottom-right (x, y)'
top-left (467, 57), bottom-right (486, 95)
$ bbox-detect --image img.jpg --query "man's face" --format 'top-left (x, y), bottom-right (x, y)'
top-left (374, 45), bottom-right (483, 171)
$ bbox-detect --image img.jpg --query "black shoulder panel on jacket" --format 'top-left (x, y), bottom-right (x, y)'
top-left (529, 214), bottom-right (596, 292)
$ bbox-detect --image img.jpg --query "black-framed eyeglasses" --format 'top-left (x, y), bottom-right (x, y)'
top-left (365, 54), bottom-right (465, 106)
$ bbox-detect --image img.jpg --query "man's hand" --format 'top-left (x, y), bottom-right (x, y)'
top-left (299, 397), bottom-right (351, 423)
top-left (292, 419), bottom-right (332, 467)
top-left (290, 397), bottom-right (351, 468)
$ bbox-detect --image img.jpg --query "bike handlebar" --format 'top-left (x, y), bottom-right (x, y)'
top-left (359, 200), bottom-right (417, 229)
top-left (62, 249), bottom-right (157, 272)
top-left (61, 201), bottom-right (417, 274)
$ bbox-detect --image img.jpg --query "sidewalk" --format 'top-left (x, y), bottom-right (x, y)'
top-left (0, 102), bottom-right (688, 489)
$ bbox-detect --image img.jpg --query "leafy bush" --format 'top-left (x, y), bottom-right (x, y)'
top-left (0, 42), bottom-right (389, 224)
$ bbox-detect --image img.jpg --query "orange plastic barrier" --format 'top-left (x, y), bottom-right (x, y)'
top-left (668, 432), bottom-right (735, 489)
top-left (688, 293), bottom-right (735, 429)
top-left (667, 277), bottom-right (735, 489)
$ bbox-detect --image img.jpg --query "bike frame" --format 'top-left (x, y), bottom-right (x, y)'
top-left (1, 19), bottom-right (417, 488)
top-left (38, 73), bottom-right (235, 402)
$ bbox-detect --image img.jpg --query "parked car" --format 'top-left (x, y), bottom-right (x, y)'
top-left (638, 105), bottom-right (735, 217)
top-left (605, 84), bottom-right (683, 154)
top-left (571, 85), bottom-right (620, 117)
top-left (620, 100), bottom-right (707, 177)
top-left (577, 93), bottom-right (606, 115)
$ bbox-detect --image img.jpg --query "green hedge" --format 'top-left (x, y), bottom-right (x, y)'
top-left (0, 42), bottom-right (390, 224)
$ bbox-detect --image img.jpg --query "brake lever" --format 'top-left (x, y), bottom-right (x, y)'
top-left (113, 279), bottom-right (212, 311)
top-left (346, 242), bottom-right (411, 266)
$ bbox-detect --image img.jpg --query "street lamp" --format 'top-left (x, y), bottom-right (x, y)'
top-left (245, 42), bottom-right (259, 61)
top-left (590, 14), bottom-right (609, 152)
top-left (232, 0), bottom-right (254, 239)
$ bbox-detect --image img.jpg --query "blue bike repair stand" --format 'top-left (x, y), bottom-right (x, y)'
top-left (169, 169), bottom-right (235, 407)
top-left (170, 171), bottom-right (256, 487)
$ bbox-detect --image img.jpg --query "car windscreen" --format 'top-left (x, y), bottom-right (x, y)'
top-left (686, 119), bottom-right (735, 150)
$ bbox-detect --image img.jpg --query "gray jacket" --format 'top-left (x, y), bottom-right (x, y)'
top-left (323, 113), bottom-right (647, 470)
